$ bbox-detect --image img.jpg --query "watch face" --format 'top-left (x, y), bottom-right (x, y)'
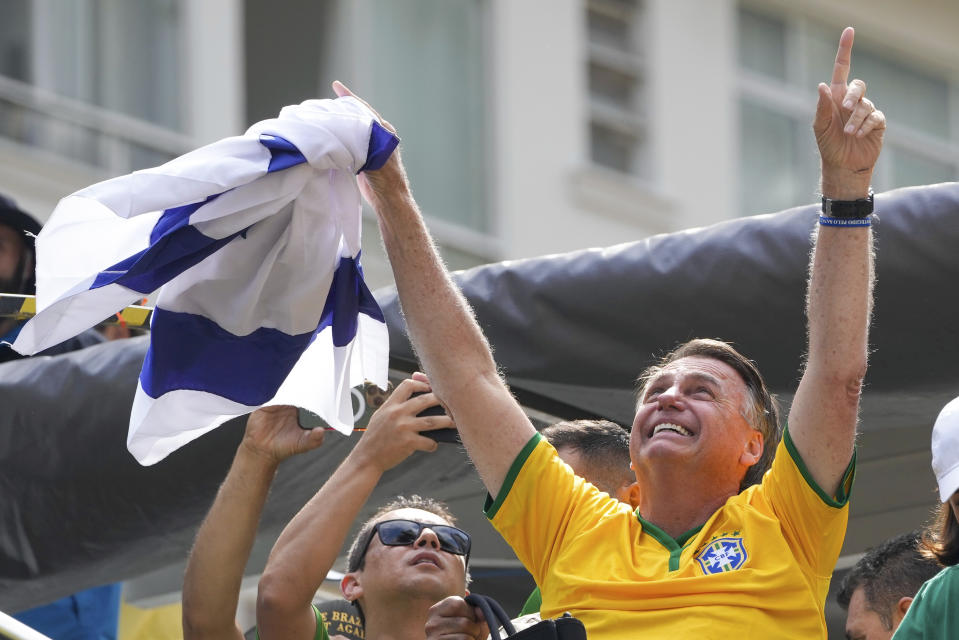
top-left (822, 192), bottom-right (874, 219)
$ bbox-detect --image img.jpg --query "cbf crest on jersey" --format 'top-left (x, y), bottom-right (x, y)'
top-left (695, 537), bottom-right (748, 574)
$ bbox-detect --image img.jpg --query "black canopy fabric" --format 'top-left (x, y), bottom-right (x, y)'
top-left (1, 182), bottom-right (957, 611)
top-left (382, 182), bottom-right (959, 406)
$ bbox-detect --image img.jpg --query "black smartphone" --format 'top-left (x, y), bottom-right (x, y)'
top-left (410, 391), bottom-right (459, 444)
top-left (297, 407), bottom-right (326, 430)
top-left (295, 387), bottom-right (458, 443)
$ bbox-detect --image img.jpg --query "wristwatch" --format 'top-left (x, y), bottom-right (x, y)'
top-left (821, 190), bottom-right (874, 218)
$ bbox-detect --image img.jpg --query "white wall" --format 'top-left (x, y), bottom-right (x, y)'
top-left (487, 0), bottom-right (739, 261)
top-left (182, 0), bottom-right (245, 144)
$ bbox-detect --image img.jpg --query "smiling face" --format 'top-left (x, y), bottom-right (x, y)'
top-left (342, 507), bottom-right (468, 610)
top-left (631, 356), bottom-right (763, 490)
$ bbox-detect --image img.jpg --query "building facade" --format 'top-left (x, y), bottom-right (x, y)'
top-left (3, 0), bottom-right (957, 288)
top-left (2, 0), bottom-right (957, 634)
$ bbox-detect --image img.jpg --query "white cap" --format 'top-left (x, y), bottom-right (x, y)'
top-left (932, 395), bottom-right (959, 503)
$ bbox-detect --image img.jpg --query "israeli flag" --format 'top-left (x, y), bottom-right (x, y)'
top-left (12, 97), bottom-right (397, 465)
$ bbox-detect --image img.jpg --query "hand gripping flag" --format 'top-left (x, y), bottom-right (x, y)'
top-left (12, 97), bottom-right (397, 465)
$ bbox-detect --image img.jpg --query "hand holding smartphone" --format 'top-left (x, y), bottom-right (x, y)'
top-left (410, 390), bottom-right (459, 444)
top-left (295, 382), bottom-right (458, 443)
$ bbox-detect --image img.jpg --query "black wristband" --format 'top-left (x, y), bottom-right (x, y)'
top-left (821, 190), bottom-right (874, 219)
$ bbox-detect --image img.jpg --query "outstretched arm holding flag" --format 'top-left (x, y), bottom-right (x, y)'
top-left (328, 82), bottom-right (537, 499)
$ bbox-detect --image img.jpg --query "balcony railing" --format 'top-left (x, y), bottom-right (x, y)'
top-left (0, 74), bottom-right (194, 175)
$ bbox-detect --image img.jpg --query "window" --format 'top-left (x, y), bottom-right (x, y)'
top-left (586, 0), bottom-right (648, 178)
top-left (738, 6), bottom-right (958, 216)
top-left (0, 0), bottom-right (188, 172)
top-left (364, 0), bottom-right (488, 233)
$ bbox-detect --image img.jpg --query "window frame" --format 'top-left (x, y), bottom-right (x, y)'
top-left (737, 5), bottom-right (959, 216)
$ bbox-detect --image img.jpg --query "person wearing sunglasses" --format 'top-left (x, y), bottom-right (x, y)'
top-left (347, 516), bottom-right (472, 577)
top-left (256, 375), bottom-right (468, 640)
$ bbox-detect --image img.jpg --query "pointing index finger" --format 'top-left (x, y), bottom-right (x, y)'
top-left (830, 27), bottom-right (855, 97)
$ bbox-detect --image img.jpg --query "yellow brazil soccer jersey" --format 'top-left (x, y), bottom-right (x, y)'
top-left (485, 427), bottom-right (854, 639)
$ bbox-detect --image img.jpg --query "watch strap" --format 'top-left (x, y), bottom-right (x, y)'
top-left (821, 190), bottom-right (874, 219)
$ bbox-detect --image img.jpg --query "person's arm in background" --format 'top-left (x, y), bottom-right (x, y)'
top-left (182, 406), bottom-right (325, 640)
top-left (256, 378), bottom-right (452, 640)
top-left (788, 26), bottom-right (885, 496)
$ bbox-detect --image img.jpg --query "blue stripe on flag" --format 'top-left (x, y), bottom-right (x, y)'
top-left (90, 195), bottom-right (242, 294)
top-left (91, 130), bottom-right (308, 295)
top-left (140, 308), bottom-right (314, 403)
top-left (140, 255), bottom-right (384, 403)
top-left (150, 196), bottom-right (218, 245)
top-left (91, 129), bottom-right (389, 295)
top-left (359, 121), bottom-right (400, 173)
top-left (259, 133), bottom-right (309, 173)
top-left (319, 253), bottom-right (385, 347)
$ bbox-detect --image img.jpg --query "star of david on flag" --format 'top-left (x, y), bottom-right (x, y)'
top-left (11, 97), bottom-right (397, 465)
top-left (695, 537), bottom-right (748, 574)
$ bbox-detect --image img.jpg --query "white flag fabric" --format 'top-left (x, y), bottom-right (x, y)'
top-left (12, 97), bottom-right (397, 465)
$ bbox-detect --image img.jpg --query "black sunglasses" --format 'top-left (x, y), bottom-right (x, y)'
top-left (357, 519), bottom-right (471, 567)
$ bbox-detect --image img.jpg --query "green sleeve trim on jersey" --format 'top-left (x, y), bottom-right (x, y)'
top-left (782, 424), bottom-right (856, 508)
top-left (256, 605), bottom-right (328, 640)
top-left (311, 604), bottom-right (330, 640)
top-left (519, 586), bottom-right (542, 616)
top-left (484, 432), bottom-right (544, 520)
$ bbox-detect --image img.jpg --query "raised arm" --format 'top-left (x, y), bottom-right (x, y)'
top-left (256, 378), bottom-right (452, 640)
top-left (182, 406), bottom-right (325, 640)
top-left (331, 82), bottom-right (537, 498)
top-left (789, 27), bottom-right (885, 496)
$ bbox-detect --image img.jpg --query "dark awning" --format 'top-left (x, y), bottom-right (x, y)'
top-left (1, 182), bottom-right (956, 612)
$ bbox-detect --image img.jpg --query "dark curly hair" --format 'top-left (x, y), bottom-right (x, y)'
top-left (837, 530), bottom-right (942, 630)
top-left (542, 419), bottom-right (632, 495)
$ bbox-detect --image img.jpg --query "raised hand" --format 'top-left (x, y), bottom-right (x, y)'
top-left (331, 80), bottom-right (410, 207)
top-left (351, 376), bottom-right (455, 474)
top-left (812, 27), bottom-right (886, 198)
top-left (184, 406), bottom-right (326, 640)
top-left (241, 405), bottom-right (326, 466)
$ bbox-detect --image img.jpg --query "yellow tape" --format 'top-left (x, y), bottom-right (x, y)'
top-left (117, 306), bottom-right (152, 328)
top-left (0, 294), bottom-right (153, 327)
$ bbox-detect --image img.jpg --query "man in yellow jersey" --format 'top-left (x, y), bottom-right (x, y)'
top-left (336, 23), bottom-right (884, 639)
top-left (518, 420), bottom-right (641, 618)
